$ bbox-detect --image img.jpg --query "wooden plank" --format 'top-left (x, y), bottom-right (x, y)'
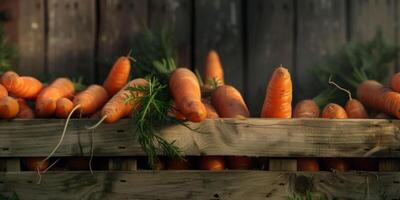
top-left (47, 0), bottom-right (96, 83)
top-left (1, 171), bottom-right (400, 199)
top-left (195, 0), bottom-right (244, 92)
top-left (1, 119), bottom-right (400, 157)
top-left (246, 0), bottom-right (294, 116)
top-left (97, 0), bottom-right (148, 82)
top-left (149, 0), bottom-right (192, 67)
top-left (17, 0), bottom-right (46, 79)
top-left (296, 0), bottom-right (347, 100)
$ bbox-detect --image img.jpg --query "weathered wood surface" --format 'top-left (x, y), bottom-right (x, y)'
top-left (1, 171), bottom-right (400, 200)
top-left (195, 0), bottom-right (244, 92)
top-left (246, 0), bottom-right (294, 116)
top-left (47, 0), bottom-right (96, 83)
top-left (0, 119), bottom-right (400, 157)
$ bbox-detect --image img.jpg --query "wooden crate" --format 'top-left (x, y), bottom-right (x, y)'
top-left (0, 119), bottom-right (400, 199)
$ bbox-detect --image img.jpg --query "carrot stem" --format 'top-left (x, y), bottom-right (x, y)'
top-left (328, 76), bottom-right (352, 100)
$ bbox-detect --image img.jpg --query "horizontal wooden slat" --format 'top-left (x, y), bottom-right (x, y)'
top-left (1, 171), bottom-right (400, 199)
top-left (1, 119), bottom-right (400, 157)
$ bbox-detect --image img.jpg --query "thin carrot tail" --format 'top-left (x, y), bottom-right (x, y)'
top-left (86, 115), bottom-right (107, 130)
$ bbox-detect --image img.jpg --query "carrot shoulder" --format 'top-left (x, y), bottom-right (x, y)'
top-left (293, 99), bottom-right (320, 118)
top-left (211, 85), bottom-right (249, 118)
top-left (204, 50), bottom-right (224, 86)
top-left (0, 84), bottom-right (7, 98)
top-left (103, 56), bottom-right (131, 96)
top-left (321, 103), bottom-right (348, 119)
top-left (0, 96), bottom-right (19, 119)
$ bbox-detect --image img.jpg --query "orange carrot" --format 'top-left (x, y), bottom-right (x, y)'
top-left (16, 98), bottom-right (34, 119)
top-left (169, 102), bottom-right (186, 120)
top-left (0, 84), bottom-right (7, 98)
top-left (35, 78), bottom-right (75, 117)
top-left (260, 66), bottom-right (292, 118)
top-left (103, 56), bottom-right (131, 96)
top-left (169, 68), bottom-right (207, 122)
top-left (73, 84), bottom-right (109, 116)
top-left (1, 71), bottom-right (43, 99)
top-left (204, 50), bottom-right (224, 86)
top-left (321, 103), bottom-right (348, 119)
top-left (357, 80), bottom-right (400, 118)
top-left (328, 77), bottom-right (368, 119)
top-left (55, 98), bottom-right (74, 118)
top-left (391, 72), bottom-right (400, 92)
top-left (211, 85), bottom-right (249, 118)
top-left (202, 99), bottom-right (219, 119)
top-left (293, 99), bottom-right (320, 118)
top-left (0, 96), bottom-right (19, 119)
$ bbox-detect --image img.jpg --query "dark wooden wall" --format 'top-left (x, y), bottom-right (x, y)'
top-left (2, 0), bottom-right (400, 116)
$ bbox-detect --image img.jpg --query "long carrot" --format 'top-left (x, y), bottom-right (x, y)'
top-left (211, 85), bottom-right (249, 118)
top-left (0, 84), bottom-right (7, 98)
top-left (357, 80), bottom-right (400, 118)
top-left (35, 78), bottom-right (75, 117)
top-left (293, 99), bottom-right (320, 118)
top-left (16, 98), bottom-right (34, 119)
top-left (169, 68), bottom-right (207, 122)
top-left (204, 50), bottom-right (224, 87)
top-left (103, 55), bottom-right (131, 96)
top-left (1, 71), bottom-right (43, 99)
top-left (0, 96), bottom-right (19, 119)
top-left (260, 66), bottom-right (292, 118)
top-left (321, 103), bottom-right (348, 119)
top-left (328, 77), bottom-right (368, 119)
top-left (55, 98), bottom-right (74, 118)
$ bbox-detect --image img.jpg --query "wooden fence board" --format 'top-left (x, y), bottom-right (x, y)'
top-left (47, 0), bottom-right (96, 83)
top-left (17, 0), bottom-right (46, 79)
top-left (195, 0), bottom-right (244, 92)
top-left (1, 171), bottom-right (400, 200)
top-left (149, 0), bottom-right (192, 67)
top-left (295, 0), bottom-right (347, 100)
top-left (246, 0), bottom-right (294, 116)
top-left (97, 0), bottom-right (148, 82)
top-left (0, 119), bottom-right (400, 157)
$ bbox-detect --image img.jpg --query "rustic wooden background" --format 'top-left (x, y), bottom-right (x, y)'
top-left (1, 0), bottom-right (400, 116)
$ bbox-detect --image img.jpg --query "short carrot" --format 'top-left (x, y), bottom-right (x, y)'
top-left (169, 68), bottom-right (207, 122)
top-left (260, 66), bottom-right (292, 118)
top-left (103, 55), bottom-right (131, 96)
top-left (0, 96), bottom-right (19, 119)
top-left (321, 103), bottom-right (348, 119)
top-left (0, 84), bottom-right (7, 98)
top-left (1, 71), bottom-right (43, 99)
top-left (204, 50), bottom-right (224, 87)
top-left (55, 98), bottom-right (74, 118)
top-left (16, 98), bottom-right (34, 119)
top-left (211, 85), bottom-right (249, 118)
top-left (293, 99), bottom-right (320, 118)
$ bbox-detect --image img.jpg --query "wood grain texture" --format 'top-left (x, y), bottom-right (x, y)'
top-left (17, 0), bottom-right (46, 79)
top-left (1, 119), bottom-right (400, 157)
top-left (149, 0), bottom-right (192, 67)
top-left (47, 0), bottom-right (96, 83)
top-left (1, 171), bottom-right (400, 199)
top-left (296, 0), bottom-right (347, 100)
top-left (97, 0), bottom-right (148, 82)
top-left (246, 0), bottom-right (294, 116)
top-left (195, 0), bottom-right (244, 91)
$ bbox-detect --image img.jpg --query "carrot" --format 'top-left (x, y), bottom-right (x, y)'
top-left (260, 66), bottom-right (292, 118)
top-left (103, 55), bottom-right (131, 96)
top-left (391, 72), bottom-right (400, 92)
top-left (0, 84), bottom-right (7, 98)
top-left (202, 99), bottom-right (219, 119)
top-left (321, 103), bottom-right (348, 119)
top-left (16, 98), bottom-right (34, 119)
top-left (328, 77), bottom-right (368, 119)
top-left (169, 102), bottom-right (186, 120)
top-left (35, 78), bottom-right (75, 117)
top-left (55, 98), bottom-right (74, 118)
top-left (204, 50), bottom-right (224, 87)
top-left (357, 80), bottom-right (400, 118)
top-left (169, 68), bottom-right (207, 122)
top-left (211, 85), bottom-right (249, 118)
top-left (1, 71), bottom-right (43, 99)
top-left (293, 99), bottom-right (320, 118)
top-left (0, 96), bottom-right (19, 119)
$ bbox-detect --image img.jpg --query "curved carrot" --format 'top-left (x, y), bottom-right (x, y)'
top-left (16, 98), bottom-right (34, 119)
top-left (293, 99), bottom-right (320, 118)
top-left (55, 98), bottom-right (74, 118)
top-left (103, 56), bottom-right (131, 96)
top-left (261, 66), bottom-right (292, 118)
top-left (0, 96), bottom-right (19, 119)
top-left (0, 84), bottom-right (7, 98)
top-left (321, 103), bottom-right (348, 119)
top-left (169, 68), bottom-right (206, 122)
top-left (391, 72), bottom-right (400, 92)
top-left (204, 50), bottom-right (224, 87)
top-left (35, 78), bottom-right (75, 117)
top-left (1, 71), bottom-right (43, 99)
top-left (73, 84), bottom-right (109, 116)
top-left (211, 85), bottom-right (249, 118)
